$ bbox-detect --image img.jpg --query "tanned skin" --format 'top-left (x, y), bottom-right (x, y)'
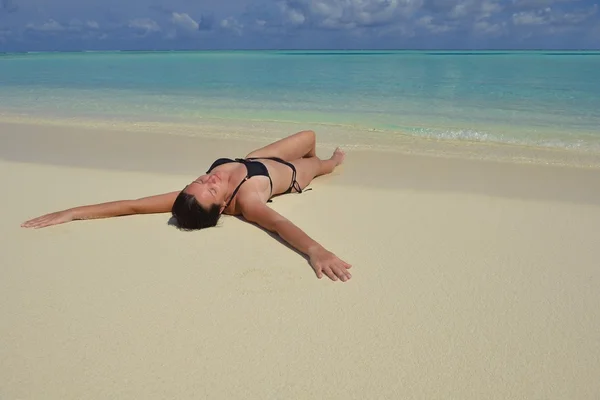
top-left (22, 130), bottom-right (352, 282)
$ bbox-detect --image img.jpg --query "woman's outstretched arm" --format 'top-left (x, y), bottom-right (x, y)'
top-left (21, 191), bottom-right (180, 229)
top-left (239, 197), bottom-right (352, 282)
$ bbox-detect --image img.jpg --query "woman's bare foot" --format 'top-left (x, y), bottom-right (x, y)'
top-left (330, 147), bottom-right (346, 166)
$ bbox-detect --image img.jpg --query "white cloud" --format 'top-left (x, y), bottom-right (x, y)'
top-left (68, 19), bottom-right (98, 30)
top-left (424, 0), bottom-right (503, 22)
top-left (128, 18), bottom-right (161, 33)
top-left (512, 4), bottom-right (596, 27)
top-left (24, 19), bottom-right (102, 35)
top-left (26, 19), bottom-right (65, 32)
top-left (279, 0), bottom-right (410, 30)
top-left (220, 17), bottom-right (243, 35)
top-left (510, 0), bottom-right (578, 10)
top-left (474, 20), bottom-right (506, 35)
top-left (286, 8), bottom-right (306, 25)
top-left (354, 0), bottom-right (403, 25)
top-left (512, 9), bottom-right (549, 25)
top-left (6, 0), bottom-right (599, 50)
top-left (559, 4), bottom-right (597, 25)
top-left (449, 2), bottom-right (470, 19)
top-left (479, 1), bottom-right (503, 20)
top-left (170, 12), bottom-right (199, 32)
top-left (417, 15), bottom-right (455, 33)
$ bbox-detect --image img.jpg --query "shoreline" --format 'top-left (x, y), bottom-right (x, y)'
top-left (2, 120), bottom-right (600, 207)
top-left (3, 113), bottom-right (600, 170)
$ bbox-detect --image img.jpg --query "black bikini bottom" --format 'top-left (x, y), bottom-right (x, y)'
top-left (246, 156), bottom-right (305, 194)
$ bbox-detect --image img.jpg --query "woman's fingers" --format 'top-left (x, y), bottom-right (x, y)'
top-left (309, 250), bottom-right (352, 282)
top-left (21, 218), bottom-right (36, 227)
top-left (333, 265), bottom-right (351, 281)
top-left (22, 216), bottom-right (48, 228)
top-left (315, 267), bottom-right (323, 279)
top-left (36, 220), bottom-right (54, 228)
top-left (319, 263), bottom-right (352, 282)
top-left (321, 266), bottom-right (338, 281)
top-left (22, 212), bottom-right (66, 229)
top-left (342, 267), bottom-right (352, 280)
top-left (21, 219), bottom-right (39, 228)
top-left (22, 210), bottom-right (75, 229)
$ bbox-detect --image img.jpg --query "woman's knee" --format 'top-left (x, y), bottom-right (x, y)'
top-left (303, 130), bottom-right (316, 143)
top-left (299, 130), bottom-right (316, 157)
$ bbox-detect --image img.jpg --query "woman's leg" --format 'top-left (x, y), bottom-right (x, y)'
top-left (246, 130), bottom-right (316, 161)
top-left (288, 148), bottom-right (345, 192)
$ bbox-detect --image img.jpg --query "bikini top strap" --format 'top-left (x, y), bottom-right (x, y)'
top-left (223, 176), bottom-right (248, 211)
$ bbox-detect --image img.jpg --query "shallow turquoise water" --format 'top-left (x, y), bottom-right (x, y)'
top-left (1, 50), bottom-right (600, 151)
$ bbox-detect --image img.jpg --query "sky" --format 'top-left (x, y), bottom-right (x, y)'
top-left (0, 0), bottom-right (599, 51)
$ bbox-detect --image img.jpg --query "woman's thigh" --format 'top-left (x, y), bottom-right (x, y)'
top-left (246, 130), bottom-right (315, 161)
top-left (288, 157), bottom-right (322, 191)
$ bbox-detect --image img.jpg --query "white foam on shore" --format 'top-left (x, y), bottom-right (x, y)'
top-left (2, 111), bottom-right (600, 169)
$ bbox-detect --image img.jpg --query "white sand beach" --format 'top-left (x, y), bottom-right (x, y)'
top-left (1, 121), bottom-right (599, 399)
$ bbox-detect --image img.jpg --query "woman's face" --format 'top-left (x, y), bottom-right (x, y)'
top-left (184, 171), bottom-right (229, 211)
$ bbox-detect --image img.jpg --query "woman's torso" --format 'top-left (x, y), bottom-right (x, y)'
top-left (211, 158), bottom-right (297, 215)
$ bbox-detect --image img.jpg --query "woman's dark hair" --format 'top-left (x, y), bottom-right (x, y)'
top-left (171, 190), bottom-right (221, 230)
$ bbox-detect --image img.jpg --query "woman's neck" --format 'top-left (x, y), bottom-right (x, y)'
top-left (223, 165), bottom-right (248, 209)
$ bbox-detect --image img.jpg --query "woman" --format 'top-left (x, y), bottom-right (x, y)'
top-left (21, 130), bottom-right (352, 282)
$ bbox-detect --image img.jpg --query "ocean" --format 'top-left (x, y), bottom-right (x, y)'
top-left (1, 50), bottom-right (600, 160)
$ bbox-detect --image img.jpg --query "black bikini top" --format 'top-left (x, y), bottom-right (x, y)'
top-left (207, 158), bottom-right (274, 210)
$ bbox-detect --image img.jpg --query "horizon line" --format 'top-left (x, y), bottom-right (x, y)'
top-left (2, 48), bottom-right (600, 54)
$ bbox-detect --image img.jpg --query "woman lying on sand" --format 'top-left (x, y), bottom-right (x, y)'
top-left (21, 130), bottom-right (352, 282)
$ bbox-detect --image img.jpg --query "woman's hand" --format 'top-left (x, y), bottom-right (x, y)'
top-left (21, 209), bottom-right (75, 229)
top-left (239, 200), bottom-right (353, 282)
top-left (308, 246), bottom-right (352, 282)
